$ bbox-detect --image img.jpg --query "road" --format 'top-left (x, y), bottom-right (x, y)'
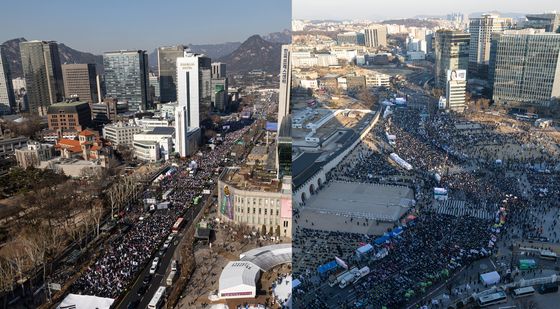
top-left (118, 200), bottom-right (206, 308)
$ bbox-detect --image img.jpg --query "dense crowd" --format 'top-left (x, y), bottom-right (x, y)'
top-left (71, 123), bottom-right (252, 298)
top-left (293, 213), bottom-right (493, 309)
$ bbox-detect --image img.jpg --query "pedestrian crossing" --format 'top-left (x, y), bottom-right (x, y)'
top-left (431, 199), bottom-right (494, 220)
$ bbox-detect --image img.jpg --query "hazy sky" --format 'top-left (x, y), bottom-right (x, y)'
top-left (293, 0), bottom-right (558, 20)
top-left (0, 0), bottom-right (291, 54)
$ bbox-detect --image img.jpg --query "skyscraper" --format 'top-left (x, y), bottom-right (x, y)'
top-left (211, 62), bottom-right (227, 79)
top-left (525, 13), bottom-right (560, 33)
top-left (468, 14), bottom-right (512, 76)
top-left (278, 45), bottom-right (292, 129)
top-left (0, 46), bottom-right (16, 114)
top-left (489, 30), bottom-right (560, 107)
top-left (364, 25), bottom-right (388, 48)
top-left (103, 50), bottom-right (149, 112)
top-left (62, 63), bottom-right (98, 104)
top-left (19, 40), bottom-right (64, 115)
top-left (158, 45), bottom-right (185, 103)
top-left (175, 105), bottom-right (188, 157)
top-left (176, 51), bottom-right (211, 129)
top-left (434, 30), bottom-right (470, 88)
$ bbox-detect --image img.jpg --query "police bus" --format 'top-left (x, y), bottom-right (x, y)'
top-left (512, 286), bottom-right (535, 298)
top-left (148, 286), bottom-right (166, 309)
top-left (477, 291), bottom-right (507, 307)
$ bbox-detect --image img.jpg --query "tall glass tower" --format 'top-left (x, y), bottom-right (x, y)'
top-left (103, 50), bottom-right (149, 112)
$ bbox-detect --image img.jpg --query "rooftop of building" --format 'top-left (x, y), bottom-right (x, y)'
top-left (220, 166), bottom-right (282, 193)
top-left (147, 126), bottom-right (175, 135)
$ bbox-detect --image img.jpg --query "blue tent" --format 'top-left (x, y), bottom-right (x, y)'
top-left (390, 226), bottom-right (404, 237)
top-left (265, 122), bottom-right (278, 131)
top-left (375, 235), bottom-right (390, 245)
top-left (356, 244), bottom-right (373, 254)
top-left (317, 260), bottom-right (338, 274)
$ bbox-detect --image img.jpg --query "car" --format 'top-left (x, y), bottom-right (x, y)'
top-left (143, 274), bottom-right (151, 285)
top-left (152, 257), bottom-right (160, 266)
top-left (137, 284), bottom-right (148, 296)
top-left (163, 239), bottom-right (171, 248)
top-left (167, 234), bottom-right (174, 241)
top-left (149, 264), bottom-right (157, 274)
top-left (171, 260), bottom-right (178, 272)
top-left (158, 248), bottom-right (165, 256)
top-left (127, 299), bottom-right (140, 309)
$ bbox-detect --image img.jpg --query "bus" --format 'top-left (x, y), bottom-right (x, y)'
top-left (512, 286), bottom-right (535, 298)
top-left (477, 291), bottom-right (507, 307)
top-left (147, 286), bottom-right (166, 309)
top-left (519, 259), bottom-right (537, 270)
top-left (539, 250), bottom-right (557, 261)
top-left (538, 282), bottom-right (559, 294)
top-left (171, 217), bottom-right (184, 233)
top-left (162, 189), bottom-right (173, 201)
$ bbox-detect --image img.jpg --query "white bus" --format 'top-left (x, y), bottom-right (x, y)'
top-left (477, 291), bottom-right (507, 307)
top-left (539, 250), bottom-right (557, 261)
top-left (512, 286), bottom-right (535, 298)
top-left (148, 286), bottom-right (167, 309)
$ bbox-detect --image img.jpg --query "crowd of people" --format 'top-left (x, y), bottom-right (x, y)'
top-left (293, 213), bottom-right (493, 309)
top-left (70, 123), bottom-right (252, 299)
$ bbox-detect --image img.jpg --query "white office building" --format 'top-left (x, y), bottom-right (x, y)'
top-left (445, 69), bottom-right (467, 112)
top-left (176, 51), bottom-right (211, 130)
top-left (278, 45), bottom-right (292, 129)
top-left (102, 122), bottom-right (143, 146)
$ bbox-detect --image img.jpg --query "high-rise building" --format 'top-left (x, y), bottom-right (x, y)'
top-left (103, 50), bottom-right (149, 112)
top-left (337, 32), bottom-right (365, 46)
top-left (211, 78), bottom-right (229, 112)
top-left (174, 105), bottom-right (188, 157)
top-left (525, 13), bottom-right (560, 33)
top-left (489, 30), bottom-right (560, 107)
top-left (47, 100), bottom-right (92, 132)
top-left (445, 69), bottom-right (467, 112)
top-left (211, 62), bottom-right (227, 79)
top-left (434, 30), bottom-right (470, 88)
top-left (62, 63), bottom-right (98, 104)
top-left (176, 51), bottom-right (212, 129)
top-left (19, 40), bottom-right (64, 115)
top-left (0, 46), bottom-right (16, 114)
top-left (149, 73), bottom-right (160, 103)
top-left (158, 45), bottom-right (185, 103)
top-left (278, 45), bottom-right (292, 130)
top-left (468, 14), bottom-right (512, 76)
top-left (364, 25), bottom-right (387, 48)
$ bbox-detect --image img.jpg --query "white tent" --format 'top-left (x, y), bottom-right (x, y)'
top-left (480, 271), bottom-right (500, 285)
top-left (218, 261), bottom-right (260, 299)
top-left (57, 294), bottom-right (114, 309)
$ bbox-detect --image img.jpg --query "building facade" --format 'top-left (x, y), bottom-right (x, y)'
top-left (278, 45), bottom-right (292, 130)
top-left (525, 13), bottom-right (560, 33)
top-left (62, 63), bottom-right (98, 104)
top-left (19, 40), bottom-right (64, 115)
top-left (218, 169), bottom-right (293, 238)
top-left (445, 69), bottom-right (467, 112)
top-left (468, 14), bottom-right (512, 76)
top-left (102, 122), bottom-right (143, 146)
top-left (158, 45), bottom-right (185, 103)
top-left (47, 100), bottom-right (92, 132)
top-left (15, 141), bottom-right (55, 168)
top-left (489, 31), bottom-right (560, 107)
top-left (364, 25), bottom-right (387, 48)
top-left (176, 52), bottom-right (212, 129)
top-left (0, 46), bottom-right (16, 114)
top-left (434, 30), bottom-right (470, 88)
top-left (103, 50), bottom-right (149, 112)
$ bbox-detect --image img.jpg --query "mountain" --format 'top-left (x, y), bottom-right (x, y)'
top-left (381, 19), bottom-right (440, 28)
top-left (217, 35), bottom-right (282, 74)
top-left (468, 11), bottom-right (526, 19)
top-left (147, 42), bottom-right (242, 70)
top-left (1, 38), bottom-right (104, 78)
top-left (262, 29), bottom-right (291, 44)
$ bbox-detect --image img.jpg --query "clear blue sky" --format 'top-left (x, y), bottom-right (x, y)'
top-left (0, 0), bottom-right (291, 54)
top-left (293, 0), bottom-right (558, 20)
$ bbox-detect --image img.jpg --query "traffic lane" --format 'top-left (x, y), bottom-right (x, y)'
top-left (119, 203), bottom-right (204, 308)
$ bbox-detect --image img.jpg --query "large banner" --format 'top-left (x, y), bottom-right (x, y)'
top-left (220, 185), bottom-right (234, 220)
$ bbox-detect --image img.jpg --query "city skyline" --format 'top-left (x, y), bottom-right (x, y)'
top-left (0, 0), bottom-right (291, 54)
top-left (293, 0), bottom-right (558, 21)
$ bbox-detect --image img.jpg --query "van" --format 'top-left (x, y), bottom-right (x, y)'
top-left (171, 260), bottom-right (178, 272)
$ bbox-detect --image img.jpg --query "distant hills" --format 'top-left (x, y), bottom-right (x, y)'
top-left (1, 38), bottom-right (103, 78)
top-left (381, 19), bottom-right (440, 28)
top-left (217, 34), bottom-right (282, 74)
top-left (2, 31), bottom-right (285, 79)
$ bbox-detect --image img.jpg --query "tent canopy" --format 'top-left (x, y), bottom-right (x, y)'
top-left (356, 244), bottom-right (373, 254)
top-left (480, 271), bottom-right (500, 285)
top-left (57, 294), bottom-right (114, 309)
top-left (317, 260), bottom-right (338, 274)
